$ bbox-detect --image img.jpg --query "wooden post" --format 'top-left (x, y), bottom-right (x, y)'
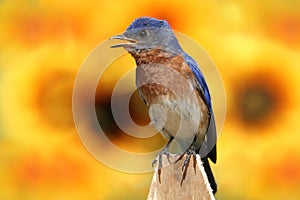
top-left (147, 154), bottom-right (215, 200)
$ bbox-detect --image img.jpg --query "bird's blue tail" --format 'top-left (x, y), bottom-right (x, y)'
top-left (202, 157), bottom-right (217, 194)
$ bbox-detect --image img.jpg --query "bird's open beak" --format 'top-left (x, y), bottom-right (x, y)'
top-left (109, 34), bottom-right (137, 48)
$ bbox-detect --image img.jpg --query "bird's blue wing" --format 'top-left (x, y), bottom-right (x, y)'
top-left (183, 53), bottom-right (217, 163)
top-left (183, 53), bottom-right (212, 110)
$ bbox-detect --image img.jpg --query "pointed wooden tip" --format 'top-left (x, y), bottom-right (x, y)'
top-left (147, 154), bottom-right (215, 200)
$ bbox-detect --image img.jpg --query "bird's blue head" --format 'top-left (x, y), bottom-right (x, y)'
top-left (110, 17), bottom-right (182, 54)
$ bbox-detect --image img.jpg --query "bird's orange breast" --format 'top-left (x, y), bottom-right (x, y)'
top-left (133, 49), bottom-right (209, 149)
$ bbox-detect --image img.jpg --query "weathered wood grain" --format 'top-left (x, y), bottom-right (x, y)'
top-left (147, 154), bottom-right (215, 200)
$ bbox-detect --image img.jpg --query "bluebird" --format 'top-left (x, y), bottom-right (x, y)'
top-left (110, 17), bottom-right (217, 194)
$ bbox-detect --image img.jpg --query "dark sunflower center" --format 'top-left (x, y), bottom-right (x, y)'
top-left (238, 86), bottom-right (275, 123)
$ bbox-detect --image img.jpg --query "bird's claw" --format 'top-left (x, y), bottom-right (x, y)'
top-left (151, 159), bottom-right (157, 168)
top-left (152, 147), bottom-right (171, 183)
top-left (176, 142), bottom-right (197, 186)
top-left (152, 147), bottom-right (170, 167)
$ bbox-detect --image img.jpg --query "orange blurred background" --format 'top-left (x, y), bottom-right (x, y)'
top-left (1, 0), bottom-right (300, 199)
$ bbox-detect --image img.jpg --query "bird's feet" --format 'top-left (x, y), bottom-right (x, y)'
top-left (152, 147), bottom-right (170, 183)
top-left (152, 137), bottom-right (174, 183)
top-left (176, 141), bottom-right (197, 186)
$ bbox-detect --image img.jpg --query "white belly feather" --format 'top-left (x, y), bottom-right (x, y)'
top-left (148, 92), bottom-right (207, 152)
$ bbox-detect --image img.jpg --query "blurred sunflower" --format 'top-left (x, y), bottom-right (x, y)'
top-left (214, 31), bottom-right (300, 199)
top-left (0, 0), bottom-right (157, 198)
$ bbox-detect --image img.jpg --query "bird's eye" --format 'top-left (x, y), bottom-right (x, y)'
top-left (139, 29), bottom-right (148, 38)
